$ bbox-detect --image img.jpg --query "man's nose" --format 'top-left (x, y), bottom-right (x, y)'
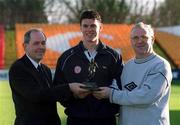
top-left (137, 37), bottom-right (143, 43)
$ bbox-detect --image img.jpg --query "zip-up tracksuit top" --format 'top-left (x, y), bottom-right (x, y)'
top-left (53, 41), bottom-right (123, 118)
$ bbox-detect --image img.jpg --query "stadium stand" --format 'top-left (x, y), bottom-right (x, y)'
top-left (15, 24), bottom-right (134, 68)
top-left (155, 31), bottom-right (180, 68)
top-left (0, 24), bottom-right (179, 80)
top-left (15, 24), bottom-right (180, 69)
top-left (0, 25), bottom-right (5, 69)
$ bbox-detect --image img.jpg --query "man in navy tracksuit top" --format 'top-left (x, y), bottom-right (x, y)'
top-left (53, 9), bottom-right (123, 125)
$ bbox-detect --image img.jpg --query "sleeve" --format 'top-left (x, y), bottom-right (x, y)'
top-left (110, 62), bottom-right (172, 106)
top-left (9, 62), bottom-right (72, 103)
top-left (111, 53), bottom-right (124, 90)
top-left (9, 63), bottom-right (55, 103)
top-left (53, 55), bottom-right (74, 107)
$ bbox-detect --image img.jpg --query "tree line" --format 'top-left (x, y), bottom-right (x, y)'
top-left (0, 0), bottom-right (179, 29)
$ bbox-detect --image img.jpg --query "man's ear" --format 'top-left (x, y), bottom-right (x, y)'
top-left (80, 24), bottom-right (83, 32)
top-left (100, 23), bottom-right (103, 31)
top-left (23, 43), bottom-right (27, 50)
top-left (152, 36), bottom-right (155, 44)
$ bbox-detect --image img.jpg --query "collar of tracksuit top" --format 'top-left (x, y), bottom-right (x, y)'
top-left (134, 53), bottom-right (156, 64)
top-left (79, 40), bottom-right (108, 56)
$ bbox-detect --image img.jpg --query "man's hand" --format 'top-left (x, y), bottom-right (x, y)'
top-left (69, 83), bottom-right (91, 99)
top-left (92, 87), bottom-right (111, 100)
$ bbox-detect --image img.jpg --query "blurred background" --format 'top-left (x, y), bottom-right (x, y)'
top-left (0, 0), bottom-right (180, 125)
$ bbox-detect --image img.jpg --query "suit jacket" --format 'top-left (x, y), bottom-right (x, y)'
top-left (9, 55), bottom-right (72, 125)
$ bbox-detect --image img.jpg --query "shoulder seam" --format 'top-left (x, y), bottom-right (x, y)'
top-left (61, 49), bottom-right (76, 71)
top-left (105, 49), bottom-right (118, 62)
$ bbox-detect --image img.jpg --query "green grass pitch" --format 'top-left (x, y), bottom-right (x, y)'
top-left (0, 80), bottom-right (180, 125)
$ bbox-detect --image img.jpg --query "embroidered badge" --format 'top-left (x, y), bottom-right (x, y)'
top-left (124, 82), bottom-right (137, 91)
top-left (102, 66), bottom-right (107, 69)
top-left (74, 66), bottom-right (81, 74)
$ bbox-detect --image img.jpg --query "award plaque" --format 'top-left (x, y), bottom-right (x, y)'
top-left (80, 59), bottom-right (101, 91)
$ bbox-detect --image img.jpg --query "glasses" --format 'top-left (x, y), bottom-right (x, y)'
top-left (131, 36), bottom-right (149, 41)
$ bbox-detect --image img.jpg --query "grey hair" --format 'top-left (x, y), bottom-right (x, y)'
top-left (131, 22), bottom-right (154, 37)
top-left (24, 28), bottom-right (46, 44)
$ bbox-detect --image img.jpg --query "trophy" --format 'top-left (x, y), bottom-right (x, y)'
top-left (80, 59), bottom-right (101, 91)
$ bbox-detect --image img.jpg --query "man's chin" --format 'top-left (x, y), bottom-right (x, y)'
top-left (36, 56), bottom-right (44, 61)
top-left (87, 39), bottom-right (97, 43)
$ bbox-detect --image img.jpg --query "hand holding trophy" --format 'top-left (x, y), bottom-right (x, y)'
top-left (80, 59), bottom-right (101, 91)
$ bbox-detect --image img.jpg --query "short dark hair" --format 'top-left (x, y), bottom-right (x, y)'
top-left (80, 9), bottom-right (102, 25)
top-left (24, 29), bottom-right (46, 44)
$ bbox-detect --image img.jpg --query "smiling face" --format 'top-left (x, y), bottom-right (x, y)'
top-left (80, 19), bottom-right (102, 45)
top-left (23, 31), bottom-right (46, 63)
top-left (131, 26), bottom-right (154, 59)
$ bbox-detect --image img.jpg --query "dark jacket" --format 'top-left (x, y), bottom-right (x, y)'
top-left (9, 55), bottom-right (71, 125)
top-left (53, 41), bottom-right (123, 118)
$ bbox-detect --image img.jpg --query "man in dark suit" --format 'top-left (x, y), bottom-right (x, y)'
top-left (9, 29), bottom-right (72, 125)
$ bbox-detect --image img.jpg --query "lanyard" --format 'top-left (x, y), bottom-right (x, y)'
top-left (84, 50), bottom-right (97, 62)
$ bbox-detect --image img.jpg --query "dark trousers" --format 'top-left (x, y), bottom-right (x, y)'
top-left (66, 116), bottom-right (116, 125)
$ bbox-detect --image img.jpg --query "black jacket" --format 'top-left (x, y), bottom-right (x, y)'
top-left (9, 55), bottom-right (71, 125)
top-left (53, 41), bottom-right (123, 118)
